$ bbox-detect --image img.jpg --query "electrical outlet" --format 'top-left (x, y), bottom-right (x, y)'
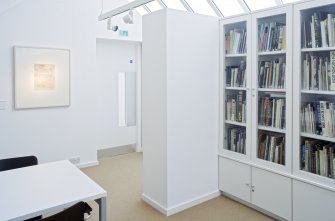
top-left (69, 156), bottom-right (80, 165)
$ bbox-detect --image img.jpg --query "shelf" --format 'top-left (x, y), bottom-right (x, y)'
top-left (301, 90), bottom-right (335, 95)
top-left (258, 50), bottom-right (286, 56)
top-left (258, 88), bottom-right (286, 92)
top-left (225, 86), bottom-right (247, 91)
top-left (300, 133), bottom-right (335, 142)
top-left (301, 47), bottom-right (335, 52)
top-left (225, 53), bottom-right (247, 58)
top-left (258, 126), bottom-right (286, 133)
top-left (223, 148), bottom-right (246, 155)
top-left (225, 120), bottom-right (246, 127)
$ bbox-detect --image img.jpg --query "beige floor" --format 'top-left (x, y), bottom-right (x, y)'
top-left (82, 152), bottom-right (275, 221)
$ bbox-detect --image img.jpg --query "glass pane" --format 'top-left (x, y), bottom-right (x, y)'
top-left (185, 0), bottom-right (217, 16)
top-left (258, 92), bottom-right (286, 129)
top-left (244, 0), bottom-right (277, 11)
top-left (213, 0), bottom-right (245, 16)
top-left (282, 0), bottom-right (301, 3)
top-left (258, 130), bottom-right (286, 165)
top-left (126, 0), bottom-right (148, 15)
top-left (118, 72), bottom-right (137, 127)
top-left (135, 6), bottom-right (149, 15)
top-left (146, 1), bottom-right (163, 12)
top-left (162, 0), bottom-right (187, 11)
top-left (225, 89), bottom-right (247, 155)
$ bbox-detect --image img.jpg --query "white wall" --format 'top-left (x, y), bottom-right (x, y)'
top-left (96, 39), bottom-right (138, 149)
top-left (166, 10), bottom-right (219, 209)
top-left (0, 0), bottom-right (98, 165)
top-left (0, 0), bottom-right (142, 165)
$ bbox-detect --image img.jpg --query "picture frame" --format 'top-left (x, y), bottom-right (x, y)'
top-left (14, 46), bottom-right (70, 109)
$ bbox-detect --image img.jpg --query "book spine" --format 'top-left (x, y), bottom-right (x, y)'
top-left (330, 51), bottom-right (335, 90)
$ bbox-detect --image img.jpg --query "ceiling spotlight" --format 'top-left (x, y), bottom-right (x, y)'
top-left (107, 18), bottom-right (118, 32)
top-left (123, 10), bottom-right (134, 24)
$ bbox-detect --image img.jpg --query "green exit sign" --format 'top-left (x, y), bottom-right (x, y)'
top-left (119, 30), bottom-right (128, 37)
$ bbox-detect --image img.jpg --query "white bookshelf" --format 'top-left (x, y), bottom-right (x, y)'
top-left (225, 120), bottom-right (247, 127)
top-left (293, 1), bottom-right (335, 220)
top-left (293, 0), bottom-right (335, 188)
top-left (219, 5), bottom-right (293, 221)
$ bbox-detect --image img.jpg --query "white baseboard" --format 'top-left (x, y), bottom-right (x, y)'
top-left (142, 190), bottom-right (220, 216)
top-left (77, 160), bottom-right (99, 168)
top-left (166, 190), bottom-right (220, 216)
top-left (142, 194), bottom-right (168, 215)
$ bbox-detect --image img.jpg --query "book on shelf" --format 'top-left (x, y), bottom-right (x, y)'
top-left (225, 28), bottom-right (247, 54)
top-left (302, 51), bottom-right (335, 91)
top-left (331, 51), bottom-right (335, 90)
top-left (258, 22), bottom-right (286, 52)
top-left (258, 93), bottom-right (286, 129)
top-left (258, 58), bottom-right (286, 89)
top-left (258, 131), bottom-right (285, 165)
top-left (301, 138), bottom-right (335, 179)
top-left (226, 91), bottom-right (246, 123)
top-left (302, 12), bottom-right (335, 48)
top-left (226, 126), bottom-right (246, 154)
top-left (226, 60), bottom-right (246, 87)
top-left (301, 101), bottom-right (335, 138)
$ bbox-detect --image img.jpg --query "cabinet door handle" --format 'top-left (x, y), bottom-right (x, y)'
top-left (251, 185), bottom-right (255, 192)
top-left (245, 183), bottom-right (250, 187)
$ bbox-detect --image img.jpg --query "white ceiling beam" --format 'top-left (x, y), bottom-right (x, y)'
top-left (179, 0), bottom-right (194, 13)
top-left (275, 0), bottom-right (284, 5)
top-left (142, 5), bottom-right (151, 13)
top-left (98, 0), bottom-right (154, 21)
top-left (206, 0), bottom-right (224, 17)
top-left (239, 0), bottom-right (251, 12)
top-left (157, 0), bottom-right (167, 8)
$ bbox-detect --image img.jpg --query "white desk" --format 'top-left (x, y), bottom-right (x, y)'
top-left (0, 160), bottom-right (107, 221)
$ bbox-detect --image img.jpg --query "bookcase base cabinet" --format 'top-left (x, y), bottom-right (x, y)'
top-left (219, 157), bottom-right (292, 221)
top-left (293, 180), bottom-right (335, 221)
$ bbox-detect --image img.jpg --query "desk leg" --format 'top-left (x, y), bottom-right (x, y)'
top-left (95, 197), bottom-right (107, 221)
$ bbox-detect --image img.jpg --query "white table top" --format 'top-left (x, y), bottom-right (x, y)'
top-left (0, 160), bottom-right (107, 221)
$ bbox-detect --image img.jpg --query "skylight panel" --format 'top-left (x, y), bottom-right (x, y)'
top-left (162, 0), bottom-right (187, 11)
top-left (126, 0), bottom-right (149, 15)
top-left (135, 6), bottom-right (149, 15)
top-left (213, 0), bottom-right (246, 17)
top-left (244, 0), bottom-right (277, 11)
top-left (282, 0), bottom-right (302, 3)
top-left (185, 0), bottom-right (217, 16)
top-left (146, 0), bottom-right (163, 12)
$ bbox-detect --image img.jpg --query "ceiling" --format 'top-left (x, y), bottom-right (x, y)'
top-left (127, 0), bottom-right (304, 17)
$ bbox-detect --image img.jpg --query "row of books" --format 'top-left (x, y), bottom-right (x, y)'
top-left (226, 61), bottom-right (246, 87)
top-left (301, 139), bottom-right (335, 179)
top-left (258, 58), bottom-right (286, 89)
top-left (301, 12), bottom-right (335, 48)
top-left (301, 101), bottom-right (335, 138)
top-left (225, 126), bottom-right (246, 154)
top-left (258, 22), bottom-right (286, 52)
top-left (302, 52), bottom-right (335, 91)
top-left (226, 91), bottom-right (246, 123)
top-left (225, 29), bottom-right (247, 54)
top-left (259, 95), bottom-right (286, 129)
top-left (258, 131), bottom-right (285, 165)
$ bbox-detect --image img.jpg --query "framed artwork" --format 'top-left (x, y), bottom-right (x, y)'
top-left (14, 46), bottom-right (70, 109)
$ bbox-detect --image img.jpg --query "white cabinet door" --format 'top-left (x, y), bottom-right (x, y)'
top-left (219, 157), bottom-right (251, 202)
top-left (293, 180), bottom-right (335, 221)
top-left (252, 167), bottom-right (292, 220)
